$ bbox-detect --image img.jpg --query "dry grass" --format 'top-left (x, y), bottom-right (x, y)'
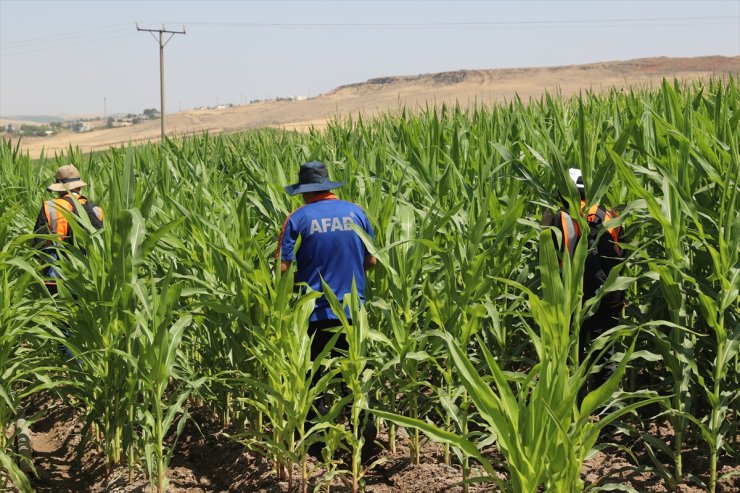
top-left (8, 55), bottom-right (740, 159)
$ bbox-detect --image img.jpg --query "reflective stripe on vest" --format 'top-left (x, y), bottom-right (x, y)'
top-left (46, 200), bottom-right (58, 236)
top-left (560, 212), bottom-right (579, 259)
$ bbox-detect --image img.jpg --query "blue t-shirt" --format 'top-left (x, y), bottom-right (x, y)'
top-left (279, 195), bottom-right (375, 322)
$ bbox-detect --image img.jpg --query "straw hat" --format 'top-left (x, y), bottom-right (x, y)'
top-left (47, 164), bottom-right (87, 192)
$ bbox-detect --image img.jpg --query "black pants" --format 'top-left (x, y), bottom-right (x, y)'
top-left (308, 318), bottom-right (349, 362)
top-left (306, 319), bottom-right (377, 459)
top-left (579, 305), bottom-right (620, 390)
top-left (307, 318), bottom-right (348, 420)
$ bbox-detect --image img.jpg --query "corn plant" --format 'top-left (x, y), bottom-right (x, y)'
top-left (374, 226), bottom-right (659, 492)
top-left (0, 76), bottom-right (738, 492)
top-left (133, 268), bottom-right (196, 493)
top-left (365, 199), bottom-right (445, 463)
top-left (322, 280), bottom-right (384, 493)
top-left (228, 270), bottom-right (341, 493)
top-left (0, 222), bottom-right (51, 492)
top-left (611, 81), bottom-right (740, 492)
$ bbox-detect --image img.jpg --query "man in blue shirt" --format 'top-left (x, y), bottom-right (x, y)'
top-left (277, 160), bottom-right (378, 460)
top-left (278, 161), bottom-right (376, 350)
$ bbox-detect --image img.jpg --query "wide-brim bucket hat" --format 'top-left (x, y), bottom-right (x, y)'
top-left (284, 161), bottom-right (344, 196)
top-left (47, 164), bottom-right (87, 192)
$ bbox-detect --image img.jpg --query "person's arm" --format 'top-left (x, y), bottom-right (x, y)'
top-left (359, 208), bottom-right (377, 271)
top-left (277, 213), bottom-right (298, 274)
top-left (363, 255), bottom-right (377, 271)
top-left (32, 204), bottom-right (49, 249)
top-left (541, 208), bottom-right (554, 226)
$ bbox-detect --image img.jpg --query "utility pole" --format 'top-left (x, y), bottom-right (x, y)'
top-left (136, 23), bottom-right (185, 141)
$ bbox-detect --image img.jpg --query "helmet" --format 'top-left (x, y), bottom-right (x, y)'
top-left (568, 168), bottom-right (585, 190)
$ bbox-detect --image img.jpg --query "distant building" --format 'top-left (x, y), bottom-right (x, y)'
top-left (72, 122), bottom-right (91, 132)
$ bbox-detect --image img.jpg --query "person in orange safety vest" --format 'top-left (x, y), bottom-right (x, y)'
top-left (33, 164), bottom-right (103, 363)
top-left (542, 168), bottom-right (625, 390)
top-left (33, 164), bottom-right (103, 290)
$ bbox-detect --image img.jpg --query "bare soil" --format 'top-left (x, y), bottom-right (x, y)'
top-left (14, 398), bottom-right (740, 493)
top-left (7, 55), bottom-right (739, 159)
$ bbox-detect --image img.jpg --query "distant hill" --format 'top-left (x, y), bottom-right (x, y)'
top-left (0, 115), bottom-right (69, 126)
top-left (331, 56), bottom-right (739, 94)
top-left (9, 55), bottom-right (740, 159)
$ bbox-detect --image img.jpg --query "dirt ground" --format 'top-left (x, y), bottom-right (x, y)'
top-left (12, 397), bottom-right (740, 493)
top-left (5, 55), bottom-right (739, 160)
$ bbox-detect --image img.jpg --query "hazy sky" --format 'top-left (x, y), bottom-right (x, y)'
top-left (1, 0), bottom-right (738, 117)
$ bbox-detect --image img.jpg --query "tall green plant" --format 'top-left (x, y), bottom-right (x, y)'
top-left (228, 270), bottom-right (340, 493)
top-left (134, 268), bottom-right (195, 493)
top-left (0, 221), bottom-right (59, 492)
top-left (323, 280), bottom-right (384, 493)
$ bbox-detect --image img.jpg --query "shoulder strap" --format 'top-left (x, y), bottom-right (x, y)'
top-left (586, 204), bottom-right (607, 224)
top-left (604, 209), bottom-right (623, 255)
top-left (588, 204), bottom-right (624, 257)
top-left (45, 200), bottom-right (58, 235)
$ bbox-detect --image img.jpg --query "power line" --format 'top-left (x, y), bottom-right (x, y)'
top-left (0, 24), bottom-right (131, 48)
top-left (1, 14), bottom-right (735, 57)
top-left (0, 33), bottom-right (136, 58)
top-left (2, 15), bottom-right (735, 51)
top-left (143, 0), bottom-right (740, 2)
top-left (173, 15), bottom-right (737, 29)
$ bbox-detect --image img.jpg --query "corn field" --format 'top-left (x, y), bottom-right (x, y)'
top-left (1, 78), bottom-right (738, 493)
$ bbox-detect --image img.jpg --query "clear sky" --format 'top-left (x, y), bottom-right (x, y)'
top-left (1, 0), bottom-right (738, 117)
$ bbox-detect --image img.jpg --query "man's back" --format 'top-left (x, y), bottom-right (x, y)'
top-left (38, 195), bottom-right (103, 240)
top-left (279, 195), bottom-right (374, 321)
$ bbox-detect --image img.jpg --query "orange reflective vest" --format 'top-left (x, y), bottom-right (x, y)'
top-left (557, 201), bottom-right (623, 260)
top-left (43, 195), bottom-right (103, 240)
top-left (559, 211), bottom-right (579, 259)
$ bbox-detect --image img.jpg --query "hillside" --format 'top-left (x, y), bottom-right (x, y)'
top-left (9, 55), bottom-right (740, 159)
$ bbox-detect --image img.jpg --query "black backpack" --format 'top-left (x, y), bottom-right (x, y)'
top-left (583, 205), bottom-right (625, 308)
top-left (59, 195), bottom-right (104, 238)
